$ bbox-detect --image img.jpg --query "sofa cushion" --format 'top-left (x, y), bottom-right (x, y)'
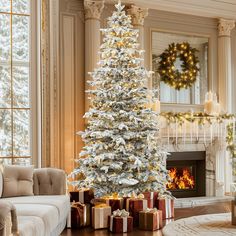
top-left (14, 204), bottom-right (59, 235)
top-left (6, 195), bottom-right (70, 222)
top-left (33, 168), bottom-right (66, 195)
top-left (2, 165), bottom-right (34, 198)
top-left (17, 216), bottom-right (45, 236)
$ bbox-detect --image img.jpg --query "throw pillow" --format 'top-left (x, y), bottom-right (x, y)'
top-left (2, 165), bottom-right (34, 197)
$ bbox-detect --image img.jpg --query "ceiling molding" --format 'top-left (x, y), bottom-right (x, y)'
top-left (106, 0), bottom-right (236, 20)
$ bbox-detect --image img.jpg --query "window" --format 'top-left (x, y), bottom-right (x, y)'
top-left (0, 0), bottom-right (33, 165)
top-left (152, 31), bottom-right (208, 105)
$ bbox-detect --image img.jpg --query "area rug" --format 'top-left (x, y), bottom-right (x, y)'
top-left (163, 213), bottom-right (236, 236)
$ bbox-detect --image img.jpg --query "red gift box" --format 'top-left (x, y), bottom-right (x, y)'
top-left (71, 202), bottom-right (90, 228)
top-left (103, 198), bottom-right (124, 212)
top-left (108, 210), bottom-right (133, 233)
top-left (143, 192), bottom-right (159, 208)
top-left (70, 188), bottom-right (94, 204)
top-left (126, 198), bottom-right (148, 226)
top-left (139, 208), bottom-right (162, 231)
top-left (157, 198), bottom-right (174, 219)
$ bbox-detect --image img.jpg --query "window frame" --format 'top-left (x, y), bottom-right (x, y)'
top-left (0, 0), bottom-right (41, 166)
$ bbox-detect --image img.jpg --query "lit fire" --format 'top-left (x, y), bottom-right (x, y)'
top-left (167, 167), bottom-right (195, 190)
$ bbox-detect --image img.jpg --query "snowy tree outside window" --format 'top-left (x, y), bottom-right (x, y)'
top-left (0, 0), bottom-right (31, 165)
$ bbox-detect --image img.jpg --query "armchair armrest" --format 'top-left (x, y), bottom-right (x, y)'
top-left (0, 200), bottom-right (18, 236)
top-left (33, 168), bottom-right (66, 195)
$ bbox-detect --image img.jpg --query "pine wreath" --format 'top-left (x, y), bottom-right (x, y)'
top-left (157, 42), bottom-right (199, 90)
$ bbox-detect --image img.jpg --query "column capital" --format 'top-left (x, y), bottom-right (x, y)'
top-left (84, 0), bottom-right (104, 20)
top-left (218, 18), bottom-right (235, 37)
top-left (127, 5), bottom-right (148, 26)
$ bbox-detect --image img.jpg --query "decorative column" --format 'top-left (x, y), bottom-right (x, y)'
top-left (218, 18), bottom-right (235, 113)
top-left (127, 5), bottom-right (148, 52)
top-left (127, 5), bottom-right (149, 88)
top-left (84, 0), bottom-right (104, 112)
top-left (217, 18), bottom-right (235, 194)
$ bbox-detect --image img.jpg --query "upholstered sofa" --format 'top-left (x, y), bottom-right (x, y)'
top-left (0, 166), bottom-right (70, 236)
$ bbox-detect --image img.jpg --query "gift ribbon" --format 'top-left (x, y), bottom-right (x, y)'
top-left (94, 204), bottom-right (110, 228)
top-left (95, 203), bottom-right (108, 208)
top-left (150, 193), bottom-right (154, 207)
top-left (126, 198), bottom-right (147, 211)
top-left (110, 216), bottom-right (128, 232)
top-left (112, 209), bottom-right (129, 217)
top-left (145, 208), bottom-right (158, 213)
top-left (165, 198), bottom-right (172, 218)
top-left (71, 202), bottom-right (87, 226)
top-left (98, 208), bottom-right (104, 228)
top-left (79, 191), bottom-right (84, 204)
top-left (142, 208), bottom-right (160, 230)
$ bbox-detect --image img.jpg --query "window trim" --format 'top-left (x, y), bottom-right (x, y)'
top-left (30, 0), bottom-right (41, 167)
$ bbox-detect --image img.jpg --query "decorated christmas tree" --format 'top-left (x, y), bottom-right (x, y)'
top-left (70, 1), bottom-right (170, 197)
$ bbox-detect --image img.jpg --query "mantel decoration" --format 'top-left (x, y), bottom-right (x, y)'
top-left (157, 42), bottom-right (199, 90)
top-left (159, 111), bottom-right (236, 173)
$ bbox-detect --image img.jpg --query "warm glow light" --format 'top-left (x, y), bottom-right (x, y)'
top-left (167, 167), bottom-right (195, 190)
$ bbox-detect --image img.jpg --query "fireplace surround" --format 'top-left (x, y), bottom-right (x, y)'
top-left (167, 151), bottom-right (206, 198)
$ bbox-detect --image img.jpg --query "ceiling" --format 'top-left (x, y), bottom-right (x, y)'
top-left (106, 0), bottom-right (236, 20)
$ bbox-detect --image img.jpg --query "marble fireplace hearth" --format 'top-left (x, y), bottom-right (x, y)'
top-left (165, 137), bottom-right (232, 200)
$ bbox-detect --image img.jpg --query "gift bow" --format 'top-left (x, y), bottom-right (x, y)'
top-left (112, 209), bottom-right (129, 217)
top-left (130, 192), bottom-right (144, 199)
top-left (71, 201), bottom-right (84, 208)
top-left (145, 208), bottom-right (158, 213)
top-left (94, 203), bottom-right (108, 208)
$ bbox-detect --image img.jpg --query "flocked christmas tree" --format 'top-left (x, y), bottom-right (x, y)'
top-left (70, 1), bottom-right (170, 198)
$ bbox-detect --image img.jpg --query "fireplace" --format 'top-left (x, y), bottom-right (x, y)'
top-left (167, 152), bottom-right (206, 198)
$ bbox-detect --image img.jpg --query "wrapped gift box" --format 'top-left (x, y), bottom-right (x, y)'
top-left (126, 198), bottom-right (148, 226)
top-left (92, 204), bottom-right (111, 229)
top-left (157, 198), bottom-right (174, 219)
top-left (108, 209), bottom-right (133, 233)
top-left (143, 192), bottom-right (159, 208)
top-left (70, 188), bottom-right (94, 204)
top-left (139, 208), bottom-right (162, 231)
top-left (232, 199), bottom-right (236, 225)
top-left (102, 198), bottom-right (124, 212)
top-left (71, 202), bottom-right (90, 228)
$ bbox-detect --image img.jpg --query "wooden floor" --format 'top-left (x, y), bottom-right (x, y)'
top-left (61, 201), bottom-right (231, 236)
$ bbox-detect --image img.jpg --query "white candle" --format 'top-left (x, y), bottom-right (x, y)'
top-left (152, 100), bottom-right (160, 114)
top-left (215, 103), bottom-right (221, 115)
top-left (208, 91), bottom-right (213, 101)
top-left (204, 100), bottom-right (214, 115)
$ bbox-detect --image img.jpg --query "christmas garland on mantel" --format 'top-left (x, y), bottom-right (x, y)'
top-left (160, 112), bottom-right (236, 166)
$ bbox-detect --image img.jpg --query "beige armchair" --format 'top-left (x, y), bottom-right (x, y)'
top-left (0, 167), bottom-right (70, 236)
top-left (0, 200), bottom-right (18, 236)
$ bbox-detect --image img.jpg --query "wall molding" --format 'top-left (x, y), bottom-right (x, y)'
top-left (60, 13), bottom-right (76, 173)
